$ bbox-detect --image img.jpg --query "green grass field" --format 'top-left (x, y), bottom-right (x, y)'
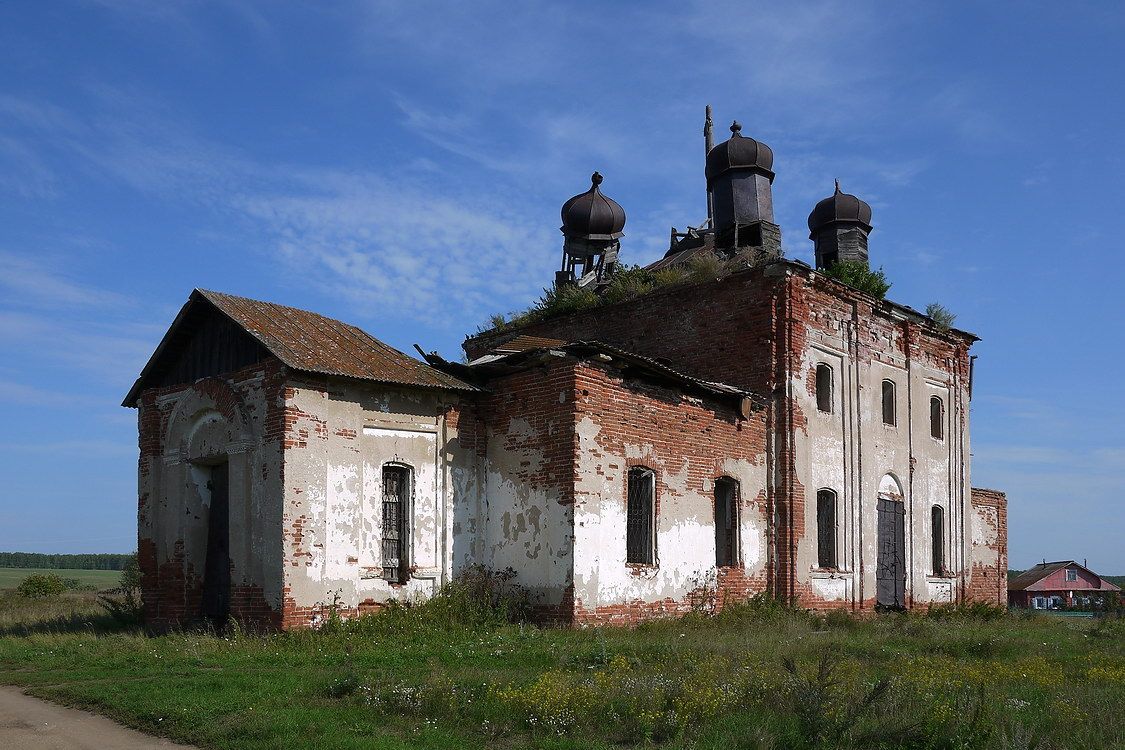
top-left (0, 587), bottom-right (1122, 750)
top-left (0, 567), bottom-right (122, 590)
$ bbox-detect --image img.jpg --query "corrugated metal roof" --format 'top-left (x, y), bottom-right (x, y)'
top-left (124, 289), bottom-right (476, 405)
top-left (197, 290), bottom-right (476, 392)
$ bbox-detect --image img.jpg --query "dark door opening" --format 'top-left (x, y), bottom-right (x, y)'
top-left (200, 462), bottom-right (231, 628)
top-left (876, 497), bottom-right (906, 609)
top-left (714, 477), bottom-right (738, 567)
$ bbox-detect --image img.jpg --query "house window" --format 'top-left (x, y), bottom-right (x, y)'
top-left (930, 396), bottom-right (944, 440)
top-left (626, 467), bottom-right (656, 565)
top-left (816, 489), bottom-right (837, 569)
top-left (381, 464), bottom-right (412, 583)
top-left (931, 506), bottom-right (945, 575)
top-left (1066, 568), bottom-right (1077, 582)
top-left (714, 477), bottom-right (739, 567)
top-left (816, 364), bottom-right (833, 413)
top-left (881, 380), bottom-right (897, 425)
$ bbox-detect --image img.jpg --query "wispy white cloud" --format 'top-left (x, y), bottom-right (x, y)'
top-left (0, 251), bottom-right (130, 309)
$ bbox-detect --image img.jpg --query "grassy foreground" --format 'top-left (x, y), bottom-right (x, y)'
top-left (0, 592), bottom-right (1123, 750)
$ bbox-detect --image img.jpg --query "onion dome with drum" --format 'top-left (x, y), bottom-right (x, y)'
top-left (808, 180), bottom-right (872, 238)
top-left (705, 121), bottom-right (775, 186)
top-left (560, 172), bottom-right (626, 240)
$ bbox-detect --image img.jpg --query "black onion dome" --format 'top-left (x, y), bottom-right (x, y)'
top-left (705, 121), bottom-right (775, 184)
top-left (560, 172), bottom-right (626, 240)
top-left (807, 180), bottom-right (873, 237)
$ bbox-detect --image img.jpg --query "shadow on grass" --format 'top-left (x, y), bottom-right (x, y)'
top-left (0, 610), bottom-right (140, 637)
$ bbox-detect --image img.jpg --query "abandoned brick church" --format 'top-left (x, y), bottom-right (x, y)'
top-left (125, 114), bottom-right (1007, 630)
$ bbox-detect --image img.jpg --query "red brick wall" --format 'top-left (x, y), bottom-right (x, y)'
top-left (968, 487), bottom-right (1007, 606)
top-left (568, 360), bottom-right (770, 624)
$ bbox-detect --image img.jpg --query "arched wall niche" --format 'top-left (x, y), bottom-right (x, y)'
top-left (164, 377), bottom-right (252, 460)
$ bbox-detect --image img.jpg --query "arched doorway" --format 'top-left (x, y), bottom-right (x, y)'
top-left (876, 474), bottom-right (906, 609)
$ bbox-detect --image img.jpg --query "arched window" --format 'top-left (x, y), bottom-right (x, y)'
top-left (881, 380), bottom-right (897, 426)
top-left (714, 477), bottom-right (739, 567)
top-left (930, 396), bottom-right (944, 440)
top-left (816, 488), bottom-right (837, 569)
top-left (382, 464), bottom-right (413, 583)
top-left (626, 467), bottom-right (656, 565)
top-left (931, 505), bottom-right (945, 576)
top-left (816, 364), bottom-right (833, 413)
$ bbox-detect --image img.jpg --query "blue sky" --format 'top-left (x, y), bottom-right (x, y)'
top-left (0, 1), bottom-right (1122, 572)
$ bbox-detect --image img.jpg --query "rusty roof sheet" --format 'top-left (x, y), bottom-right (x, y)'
top-left (124, 289), bottom-right (476, 405)
top-left (491, 334), bottom-right (567, 353)
top-left (197, 290), bottom-right (476, 391)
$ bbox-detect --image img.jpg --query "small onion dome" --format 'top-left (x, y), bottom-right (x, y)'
top-left (705, 121), bottom-right (775, 185)
top-left (807, 180), bottom-right (872, 238)
top-left (560, 172), bottom-right (626, 240)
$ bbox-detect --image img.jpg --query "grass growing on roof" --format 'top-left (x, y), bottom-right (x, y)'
top-left (0, 582), bottom-right (1123, 750)
top-left (482, 252), bottom-right (733, 334)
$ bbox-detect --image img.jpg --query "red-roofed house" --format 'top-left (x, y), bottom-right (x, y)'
top-left (1008, 561), bottom-right (1121, 610)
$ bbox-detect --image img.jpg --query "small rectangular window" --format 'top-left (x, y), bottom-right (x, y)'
top-left (931, 506), bottom-right (945, 576)
top-left (930, 396), bottom-right (944, 440)
top-left (1066, 568), bottom-right (1077, 582)
top-left (816, 364), bottom-right (833, 413)
top-left (626, 468), bottom-right (655, 565)
top-left (816, 489), bottom-right (837, 568)
top-left (881, 380), bottom-right (897, 426)
top-left (714, 477), bottom-right (739, 567)
top-left (382, 465), bottom-right (411, 583)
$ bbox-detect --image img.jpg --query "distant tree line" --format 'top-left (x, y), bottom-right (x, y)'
top-left (0, 552), bottom-right (132, 570)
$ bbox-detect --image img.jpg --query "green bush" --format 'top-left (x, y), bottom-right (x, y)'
top-left (98, 551), bottom-right (144, 626)
top-left (925, 302), bottom-right (957, 330)
top-left (821, 260), bottom-right (891, 299)
top-left (16, 573), bottom-right (66, 599)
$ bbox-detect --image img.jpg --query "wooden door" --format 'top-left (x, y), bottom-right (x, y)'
top-left (876, 497), bottom-right (906, 609)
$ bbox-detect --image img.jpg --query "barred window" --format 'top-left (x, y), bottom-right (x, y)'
top-left (626, 468), bottom-right (655, 565)
top-left (714, 477), bottom-right (739, 567)
top-left (816, 364), bottom-right (833, 413)
top-left (817, 489), bottom-right (837, 569)
top-left (931, 505), bottom-right (945, 576)
top-left (382, 465), bottom-right (411, 583)
top-left (881, 380), bottom-right (897, 426)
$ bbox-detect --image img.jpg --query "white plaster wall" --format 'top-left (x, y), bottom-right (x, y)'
top-left (282, 380), bottom-right (463, 616)
top-left (795, 301), bottom-right (969, 608)
top-left (571, 415), bottom-right (767, 611)
top-left (480, 416), bottom-right (574, 607)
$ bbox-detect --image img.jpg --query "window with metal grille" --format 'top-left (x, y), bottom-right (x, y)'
top-left (816, 364), bottom-right (833, 413)
top-left (381, 465), bottom-right (411, 583)
top-left (817, 489), bottom-right (837, 569)
top-left (930, 396), bottom-right (944, 440)
top-left (931, 505), bottom-right (945, 575)
top-left (881, 380), bottom-right (897, 426)
top-left (714, 477), bottom-right (739, 567)
top-left (626, 467), bottom-right (655, 565)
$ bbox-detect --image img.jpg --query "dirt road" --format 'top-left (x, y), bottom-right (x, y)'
top-left (0, 687), bottom-right (197, 749)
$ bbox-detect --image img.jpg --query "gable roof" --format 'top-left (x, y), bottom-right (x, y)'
top-left (123, 289), bottom-right (476, 405)
top-left (1008, 560), bottom-right (1122, 592)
